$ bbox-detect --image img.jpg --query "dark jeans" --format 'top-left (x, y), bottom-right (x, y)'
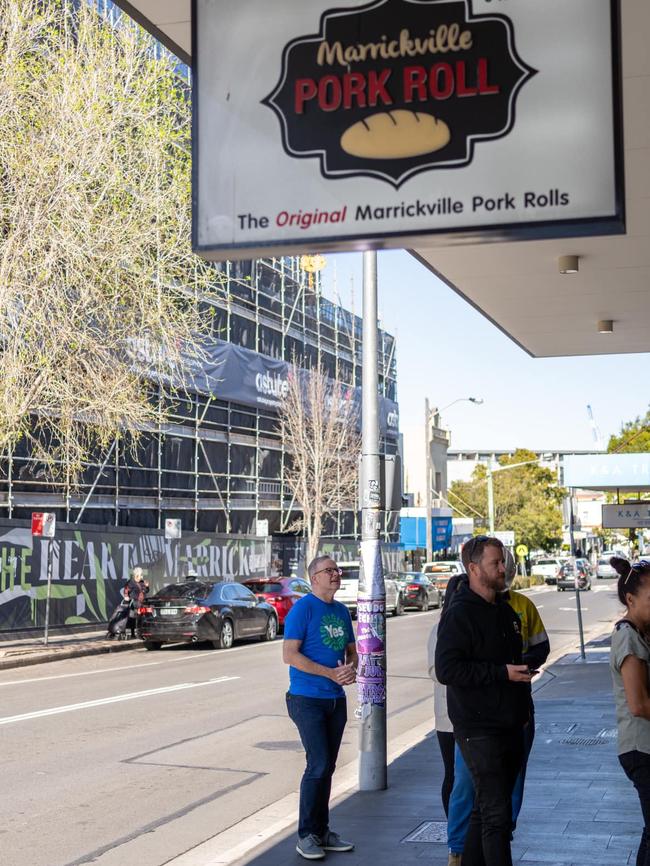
top-left (457, 731), bottom-right (524, 866)
top-left (437, 730), bottom-right (455, 817)
top-left (620, 750), bottom-right (650, 866)
top-left (286, 693), bottom-right (347, 839)
top-left (512, 716), bottom-right (536, 828)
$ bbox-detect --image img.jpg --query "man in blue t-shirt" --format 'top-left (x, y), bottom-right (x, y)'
top-left (283, 555), bottom-right (358, 861)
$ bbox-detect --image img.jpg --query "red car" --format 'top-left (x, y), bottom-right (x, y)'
top-left (242, 576), bottom-right (312, 628)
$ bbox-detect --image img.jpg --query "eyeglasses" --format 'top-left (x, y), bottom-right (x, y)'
top-left (314, 566), bottom-right (343, 577)
top-left (464, 535), bottom-right (491, 564)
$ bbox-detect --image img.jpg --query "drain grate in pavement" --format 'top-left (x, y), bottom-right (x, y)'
top-left (561, 736), bottom-right (609, 746)
top-left (560, 726), bottom-right (617, 747)
top-left (254, 740), bottom-right (304, 752)
top-left (402, 821), bottom-right (447, 844)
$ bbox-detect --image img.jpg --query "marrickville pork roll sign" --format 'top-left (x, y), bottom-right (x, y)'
top-left (263, 1), bottom-right (534, 186)
top-left (193, 0), bottom-right (624, 261)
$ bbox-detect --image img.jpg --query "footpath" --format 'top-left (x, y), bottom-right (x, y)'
top-left (0, 627), bottom-right (136, 669)
top-left (232, 633), bottom-right (638, 866)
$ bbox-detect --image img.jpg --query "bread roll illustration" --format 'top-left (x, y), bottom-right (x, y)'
top-left (340, 110), bottom-right (451, 160)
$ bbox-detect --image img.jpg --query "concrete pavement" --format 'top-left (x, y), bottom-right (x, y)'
top-left (238, 634), bottom-right (638, 866)
top-left (0, 627), bottom-right (137, 669)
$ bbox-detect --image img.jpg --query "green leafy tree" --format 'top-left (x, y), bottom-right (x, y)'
top-left (607, 408), bottom-right (650, 453)
top-left (0, 0), bottom-right (221, 479)
top-left (449, 449), bottom-right (565, 552)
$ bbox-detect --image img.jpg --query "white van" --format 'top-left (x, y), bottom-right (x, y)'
top-left (336, 561), bottom-right (402, 618)
top-left (531, 557), bottom-right (565, 585)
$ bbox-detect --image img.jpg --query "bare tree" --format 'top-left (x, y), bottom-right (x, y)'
top-left (279, 363), bottom-right (361, 564)
top-left (0, 0), bottom-right (222, 479)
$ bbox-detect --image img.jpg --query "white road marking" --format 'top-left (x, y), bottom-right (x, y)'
top-left (559, 607), bottom-right (589, 612)
top-left (0, 676), bottom-right (239, 726)
top-left (0, 659), bottom-right (173, 687)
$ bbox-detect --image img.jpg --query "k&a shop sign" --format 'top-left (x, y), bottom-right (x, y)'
top-left (193, 0), bottom-right (624, 261)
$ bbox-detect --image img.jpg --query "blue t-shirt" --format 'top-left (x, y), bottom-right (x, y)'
top-left (284, 593), bottom-right (355, 698)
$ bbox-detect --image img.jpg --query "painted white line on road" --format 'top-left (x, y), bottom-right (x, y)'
top-left (559, 607), bottom-right (588, 612)
top-left (0, 676), bottom-right (239, 726)
top-left (0, 659), bottom-right (172, 687)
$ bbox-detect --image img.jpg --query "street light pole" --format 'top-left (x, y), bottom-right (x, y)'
top-left (487, 463), bottom-right (495, 533)
top-left (358, 250), bottom-right (387, 791)
top-left (424, 397), bottom-right (482, 560)
top-left (568, 490), bottom-right (587, 660)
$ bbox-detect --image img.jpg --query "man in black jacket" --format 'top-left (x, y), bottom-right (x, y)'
top-left (435, 536), bottom-right (532, 866)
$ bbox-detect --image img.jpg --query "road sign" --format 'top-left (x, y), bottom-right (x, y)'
top-left (494, 531), bottom-right (515, 547)
top-left (194, 0), bottom-right (623, 261)
top-left (602, 503), bottom-right (650, 529)
top-left (31, 512), bottom-right (56, 538)
top-left (516, 544), bottom-right (529, 558)
top-left (164, 519), bottom-right (182, 540)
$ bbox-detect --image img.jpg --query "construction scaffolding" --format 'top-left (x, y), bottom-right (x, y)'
top-left (0, 257), bottom-right (399, 544)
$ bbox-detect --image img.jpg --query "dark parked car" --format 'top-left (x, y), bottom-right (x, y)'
top-left (138, 580), bottom-right (278, 650)
top-left (242, 576), bottom-right (312, 628)
top-left (399, 572), bottom-right (441, 611)
top-left (557, 561), bottom-right (592, 592)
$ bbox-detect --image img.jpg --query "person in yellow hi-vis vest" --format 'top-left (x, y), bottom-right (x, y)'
top-left (434, 547), bottom-right (550, 866)
top-left (502, 551), bottom-right (550, 821)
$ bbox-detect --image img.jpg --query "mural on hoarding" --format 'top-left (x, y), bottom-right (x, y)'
top-left (0, 521), bottom-right (269, 632)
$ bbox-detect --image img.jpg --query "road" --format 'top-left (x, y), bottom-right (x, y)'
top-left (2, 581), bottom-right (620, 866)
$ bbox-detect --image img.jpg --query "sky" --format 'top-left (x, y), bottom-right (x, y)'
top-left (319, 249), bottom-right (649, 490)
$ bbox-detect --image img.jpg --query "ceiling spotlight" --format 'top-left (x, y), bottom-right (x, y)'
top-left (558, 255), bottom-right (580, 274)
top-left (597, 320), bottom-right (614, 334)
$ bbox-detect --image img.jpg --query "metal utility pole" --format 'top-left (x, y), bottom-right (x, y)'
top-left (568, 490), bottom-right (586, 660)
top-left (487, 463), bottom-right (495, 533)
top-left (425, 398), bottom-right (433, 562)
top-left (357, 250), bottom-right (387, 791)
top-left (43, 540), bottom-right (54, 647)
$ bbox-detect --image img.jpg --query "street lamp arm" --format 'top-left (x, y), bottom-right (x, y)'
top-left (438, 396), bottom-right (484, 414)
top-left (490, 458), bottom-right (546, 474)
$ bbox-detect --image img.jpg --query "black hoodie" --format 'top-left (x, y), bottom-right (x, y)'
top-left (435, 581), bottom-right (529, 735)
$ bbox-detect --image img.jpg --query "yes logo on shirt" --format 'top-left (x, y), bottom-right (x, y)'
top-left (320, 614), bottom-right (348, 651)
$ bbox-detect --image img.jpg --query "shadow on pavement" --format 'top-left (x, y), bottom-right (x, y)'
top-left (240, 635), bottom-right (641, 866)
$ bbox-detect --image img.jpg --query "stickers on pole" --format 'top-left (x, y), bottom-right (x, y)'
top-left (357, 538), bottom-right (386, 708)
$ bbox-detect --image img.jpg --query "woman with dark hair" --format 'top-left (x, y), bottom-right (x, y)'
top-left (610, 556), bottom-right (650, 866)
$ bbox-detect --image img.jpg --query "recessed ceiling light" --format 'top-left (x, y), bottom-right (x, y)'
top-left (558, 255), bottom-right (580, 274)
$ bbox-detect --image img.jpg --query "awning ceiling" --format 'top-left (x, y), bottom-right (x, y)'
top-left (113, 0), bottom-right (650, 359)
